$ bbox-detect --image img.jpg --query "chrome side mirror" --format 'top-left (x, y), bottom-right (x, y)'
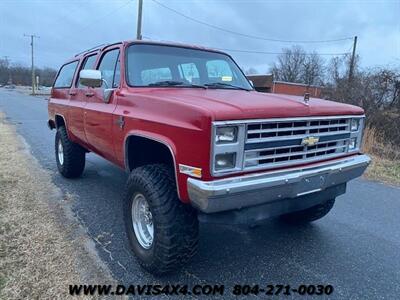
top-left (79, 69), bottom-right (102, 88)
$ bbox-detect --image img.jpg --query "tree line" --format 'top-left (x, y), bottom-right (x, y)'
top-left (0, 59), bottom-right (57, 87)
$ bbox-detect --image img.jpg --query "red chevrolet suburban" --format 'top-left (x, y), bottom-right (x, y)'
top-left (48, 40), bottom-right (370, 274)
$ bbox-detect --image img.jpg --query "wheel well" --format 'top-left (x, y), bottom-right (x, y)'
top-left (55, 115), bottom-right (66, 128)
top-left (126, 136), bottom-right (174, 171)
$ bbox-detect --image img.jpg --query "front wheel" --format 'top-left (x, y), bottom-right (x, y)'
top-left (280, 198), bottom-right (335, 224)
top-left (123, 164), bottom-right (199, 275)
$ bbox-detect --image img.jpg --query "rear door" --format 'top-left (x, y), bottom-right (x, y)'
top-left (84, 47), bottom-right (121, 162)
top-left (68, 53), bottom-right (98, 146)
top-left (50, 60), bottom-right (79, 140)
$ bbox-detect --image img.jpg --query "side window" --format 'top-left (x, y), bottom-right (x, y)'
top-left (53, 61), bottom-right (78, 88)
top-left (97, 49), bottom-right (119, 88)
top-left (179, 63), bottom-right (199, 83)
top-left (141, 67), bottom-right (172, 85)
top-left (77, 54), bottom-right (97, 87)
top-left (113, 59), bottom-right (120, 88)
top-left (206, 60), bottom-right (233, 83)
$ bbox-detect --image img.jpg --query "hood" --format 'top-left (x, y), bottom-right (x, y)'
top-left (129, 88), bottom-right (364, 120)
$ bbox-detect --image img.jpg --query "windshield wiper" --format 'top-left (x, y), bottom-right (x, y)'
top-left (148, 80), bottom-right (206, 89)
top-left (204, 82), bottom-right (251, 91)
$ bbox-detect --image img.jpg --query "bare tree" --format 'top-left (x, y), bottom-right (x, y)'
top-left (301, 52), bottom-right (325, 85)
top-left (271, 45), bottom-right (306, 83)
top-left (0, 58), bottom-right (10, 84)
top-left (271, 46), bottom-right (324, 86)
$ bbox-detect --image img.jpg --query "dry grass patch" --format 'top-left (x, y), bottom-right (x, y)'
top-left (0, 113), bottom-right (115, 299)
top-left (364, 155), bottom-right (400, 186)
top-left (363, 126), bottom-right (400, 185)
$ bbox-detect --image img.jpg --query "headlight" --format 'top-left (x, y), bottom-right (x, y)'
top-left (351, 119), bottom-right (359, 131)
top-left (348, 117), bottom-right (365, 152)
top-left (215, 126), bottom-right (238, 144)
top-left (212, 123), bottom-right (245, 175)
top-left (215, 153), bottom-right (236, 170)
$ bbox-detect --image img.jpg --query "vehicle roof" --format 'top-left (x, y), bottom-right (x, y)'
top-left (66, 40), bottom-right (228, 63)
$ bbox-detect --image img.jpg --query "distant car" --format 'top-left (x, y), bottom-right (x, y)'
top-left (5, 84), bottom-right (15, 89)
top-left (48, 40), bottom-right (370, 274)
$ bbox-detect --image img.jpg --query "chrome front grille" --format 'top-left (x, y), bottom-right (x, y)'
top-left (244, 117), bottom-right (352, 170)
top-left (247, 118), bottom-right (349, 141)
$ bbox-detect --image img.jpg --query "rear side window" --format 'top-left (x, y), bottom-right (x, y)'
top-left (84, 55), bottom-right (97, 69)
top-left (54, 61), bottom-right (78, 88)
top-left (77, 54), bottom-right (97, 87)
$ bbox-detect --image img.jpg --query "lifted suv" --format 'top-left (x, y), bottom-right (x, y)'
top-left (48, 41), bottom-right (370, 274)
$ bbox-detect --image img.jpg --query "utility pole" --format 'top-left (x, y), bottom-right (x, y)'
top-left (348, 35), bottom-right (357, 83)
top-left (136, 0), bottom-right (143, 40)
top-left (24, 34), bottom-right (39, 95)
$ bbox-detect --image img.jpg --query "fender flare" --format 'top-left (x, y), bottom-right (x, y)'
top-left (123, 132), bottom-right (181, 198)
top-left (53, 114), bottom-right (70, 138)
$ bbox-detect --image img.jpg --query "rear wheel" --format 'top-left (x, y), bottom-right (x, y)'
top-left (55, 126), bottom-right (86, 178)
top-left (280, 198), bottom-right (335, 224)
top-left (123, 164), bottom-right (199, 275)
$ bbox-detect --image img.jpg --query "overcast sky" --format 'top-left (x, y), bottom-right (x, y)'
top-left (1, 0), bottom-right (399, 73)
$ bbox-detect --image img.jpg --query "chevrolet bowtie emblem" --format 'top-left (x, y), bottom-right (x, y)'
top-left (302, 136), bottom-right (319, 146)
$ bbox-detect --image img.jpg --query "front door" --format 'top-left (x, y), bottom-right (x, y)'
top-left (84, 47), bottom-right (121, 162)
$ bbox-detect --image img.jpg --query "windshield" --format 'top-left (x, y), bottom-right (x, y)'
top-left (126, 44), bottom-right (252, 90)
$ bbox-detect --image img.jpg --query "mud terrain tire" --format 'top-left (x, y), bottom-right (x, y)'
top-left (123, 164), bottom-right (199, 275)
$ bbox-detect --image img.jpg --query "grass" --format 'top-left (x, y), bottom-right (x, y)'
top-left (364, 155), bottom-right (400, 185)
top-left (362, 126), bottom-right (400, 185)
top-left (0, 113), bottom-right (115, 298)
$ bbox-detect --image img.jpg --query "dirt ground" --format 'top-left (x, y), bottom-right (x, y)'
top-left (0, 113), bottom-right (116, 299)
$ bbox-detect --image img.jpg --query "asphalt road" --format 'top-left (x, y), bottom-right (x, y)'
top-left (1, 89), bottom-right (399, 299)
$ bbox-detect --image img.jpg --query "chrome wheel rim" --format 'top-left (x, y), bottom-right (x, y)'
top-left (57, 140), bottom-right (64, 165)
top-left (131, 193), bottom-right (154, 249)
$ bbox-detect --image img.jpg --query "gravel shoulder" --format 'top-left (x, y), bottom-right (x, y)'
top-left (0, 112), bottom-right (115, 299)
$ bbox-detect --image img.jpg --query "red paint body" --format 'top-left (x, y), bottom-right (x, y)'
top-left (48, 41), bottom-right (364, 202)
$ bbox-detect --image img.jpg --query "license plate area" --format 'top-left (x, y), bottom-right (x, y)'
top-left (295, 174), bottom-right (327, 196)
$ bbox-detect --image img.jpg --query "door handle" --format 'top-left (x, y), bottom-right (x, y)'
top-left (69, 91), bottom-right (77, 96)
top-left (85, 92), bottom-right (94, 97)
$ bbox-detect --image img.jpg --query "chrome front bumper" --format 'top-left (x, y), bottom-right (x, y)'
top-left (187, 155), bottom-right (371, 213)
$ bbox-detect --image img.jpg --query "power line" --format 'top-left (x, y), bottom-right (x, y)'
top-left (215, 48), bottom-right (350, 56)
top-left (151, 0), bottom-right (353, 44)
top-left (79, 0), bottom-right (133, 33)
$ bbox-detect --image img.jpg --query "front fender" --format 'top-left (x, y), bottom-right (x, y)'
top-left (123, 130), bottom-right (190, 201)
